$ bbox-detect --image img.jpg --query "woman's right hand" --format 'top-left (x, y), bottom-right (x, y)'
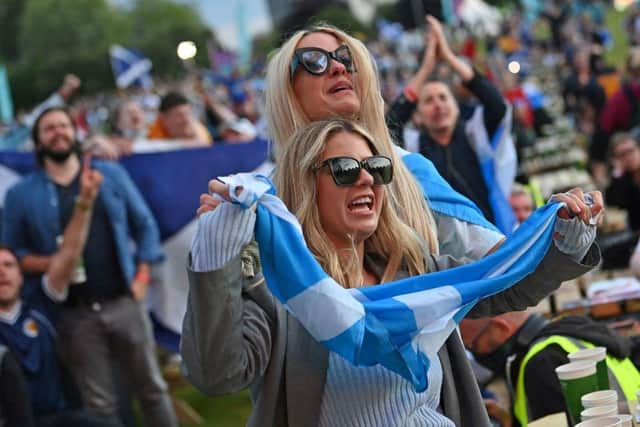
top-left (197, 179), bottom-right (245, 216)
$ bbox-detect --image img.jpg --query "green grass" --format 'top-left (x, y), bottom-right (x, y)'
top-left (174, 386), bottom-right (252, 427)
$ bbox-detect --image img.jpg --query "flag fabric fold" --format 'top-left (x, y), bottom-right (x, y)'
top-left (220, 173), bottom-right (561, 391)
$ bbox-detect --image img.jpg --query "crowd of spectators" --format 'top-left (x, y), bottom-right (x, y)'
top-left (2, 0), bottom-right (640, 425)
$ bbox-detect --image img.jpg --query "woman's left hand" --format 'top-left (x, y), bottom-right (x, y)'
top-left (551, 188), bottom-right (605, 226)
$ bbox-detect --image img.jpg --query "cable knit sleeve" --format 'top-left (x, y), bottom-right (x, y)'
top-left (553, 216), bottom-right (596, 263)
top-left (190, 203), bottom-right (256, 272)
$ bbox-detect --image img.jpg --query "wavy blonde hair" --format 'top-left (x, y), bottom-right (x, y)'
top-left (273, 119), bottom-right (429, 288)
top-left (265, 23), bottom-right (438, 255)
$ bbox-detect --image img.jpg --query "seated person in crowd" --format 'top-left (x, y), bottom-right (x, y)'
top-left (510, 184), bottom-right (535, 227)
top-left (605, 132), bottom-right (640, 231)
top-left (460, 311), bottom-right (640, 426)
top-left (0, 158), bottom-right (113, 426)
top-left (147, 91), bottom-right (212, 145)
top-left (0, 344), bottom-right (34, 427)
top-left (217, 118), bottom-right (257, 143)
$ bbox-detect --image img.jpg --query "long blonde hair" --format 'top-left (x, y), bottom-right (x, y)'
top-left (273, 119), bottom-right (428, 288)
top-left (265, 23), bottom-right (438, 255)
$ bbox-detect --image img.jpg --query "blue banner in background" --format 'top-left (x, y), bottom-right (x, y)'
top-left (0, 139), bottom-right (270, 352)
top-left (0, 139), bottom-right (269, 240)
top-left (0, 66), bottom-right (14, 125)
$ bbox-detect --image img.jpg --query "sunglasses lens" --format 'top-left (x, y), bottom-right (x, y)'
top-left (329, 157), bottom-right (361, 185)
top-left (335, 46), bottom-right (354, 72)
top-left (301, 50), bottom-right (328, 74)
top-left (364, 157), bottom-right (393, 185)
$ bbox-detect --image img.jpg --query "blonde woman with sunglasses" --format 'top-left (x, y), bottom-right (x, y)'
top-left (182, 119), bottom-right (602, 427)
top-left (200, 22), bottom-right (504, 263)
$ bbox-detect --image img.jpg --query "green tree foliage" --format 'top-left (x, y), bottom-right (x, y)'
top-left (0, 0), bottom-right (26, 62)
top-left (128, 0), bottom-right (211, 75)
top-left (7, 0), bottom-right (209, 110)
top-left (11, 0), bottom-right (125, 107)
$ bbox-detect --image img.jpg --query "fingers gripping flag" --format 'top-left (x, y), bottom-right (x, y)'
top-left (110, 45), bottom-right (153, 90)
top-left (219, 173), bottom-right (561, 392)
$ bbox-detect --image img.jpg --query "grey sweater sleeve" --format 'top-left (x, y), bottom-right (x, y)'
top-left (180, 254), bottom-right (277, 395)
top-left (431, 243), bottom-right (600, 318)
top-left (467, 244), bottom-right (600, 318)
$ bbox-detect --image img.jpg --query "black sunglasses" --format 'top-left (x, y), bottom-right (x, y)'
top-left (316, 155), bottom-right (393, 186)
top-left (290, 45), bottom-right (355, 80)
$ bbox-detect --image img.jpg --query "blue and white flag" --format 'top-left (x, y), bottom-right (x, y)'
top-left (465, 105), bottom-right (517, 234)
top-left (220, 173), bottom-right (560, 391)
top-left (109, 45), bottom-right (153, 90)
top-left (397, 146), bottom-right (499, 232)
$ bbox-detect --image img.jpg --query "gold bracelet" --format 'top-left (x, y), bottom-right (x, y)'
top-left (74, 197), bottom-right (93, 212)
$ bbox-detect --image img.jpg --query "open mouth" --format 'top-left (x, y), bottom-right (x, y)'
top-left (329, 82), bottom-right (353, 94)
top-left (348, 195), bottom-right (373, 213)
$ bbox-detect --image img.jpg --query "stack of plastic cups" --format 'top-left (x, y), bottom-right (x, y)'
top-left (556, 361), bottom-right (600, 426)
top-left (574, 417), bottom-right (624, 426)
top-left (568, 348), bottom-right (609, 390)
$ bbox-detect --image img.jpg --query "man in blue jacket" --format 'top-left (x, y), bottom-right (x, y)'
top-left (1, 107), bottom-right (176, 427)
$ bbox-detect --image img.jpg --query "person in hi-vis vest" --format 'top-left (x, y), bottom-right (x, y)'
top-left (460, 312), bottom-right (640, 427)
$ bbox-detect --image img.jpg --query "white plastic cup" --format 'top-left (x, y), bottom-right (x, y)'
top-left (569, 347), bottom-right (609, 390)
top-left (574, 416), bottom-right (622, 427)
top-left (581, 390), bottom-right (618, 409)
top-left (614, 414), bottom-right (632, 427)
top-left (580, 404), bottom-right (619, 421)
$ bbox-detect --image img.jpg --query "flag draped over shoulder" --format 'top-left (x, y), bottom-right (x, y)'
top-left (219, 173), bottom-right (561, 392)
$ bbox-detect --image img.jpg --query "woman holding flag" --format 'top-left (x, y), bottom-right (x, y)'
top-left (181, 118), bottom-right (601, 426)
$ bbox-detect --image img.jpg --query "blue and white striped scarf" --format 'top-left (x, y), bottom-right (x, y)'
top-left (219, 172), bottom-right (562, 392)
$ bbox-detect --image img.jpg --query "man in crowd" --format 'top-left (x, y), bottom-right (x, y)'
top-left (509, 184), bottom-right (535, 227)
top-left (605, 132), bottom-right (640, 231)
top-left (1, 107), bottom-right (177, 426)
top-left (590, 48), bottom-right (640, 181)
top-left (147, 91), bottom-right (212, 145)
top-left (460, 312), bottom-right (640, 426)
top-left (0, 159), bottom-right (113, 426)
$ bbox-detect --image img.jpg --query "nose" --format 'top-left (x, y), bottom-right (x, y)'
top-left (328, 57), bottom-right (348, 76)
top-left (354, 167), bottom-right (374, 186)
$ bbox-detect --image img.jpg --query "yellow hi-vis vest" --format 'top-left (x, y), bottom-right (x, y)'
top-left (513, 335), bottom-right (640, 426)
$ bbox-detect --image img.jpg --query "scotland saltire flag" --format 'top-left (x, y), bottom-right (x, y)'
top-left (465, 105), bottom-right (517, 234)
top-left (220, 173), bottom-right (560, 391)
top-left (397, 146), bottom-right (499, 232)
top-left (109, 45), bottom-right (153, 90)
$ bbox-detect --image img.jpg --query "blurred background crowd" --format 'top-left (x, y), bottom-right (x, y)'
top-left (3, 0), bottom-right (640, 426)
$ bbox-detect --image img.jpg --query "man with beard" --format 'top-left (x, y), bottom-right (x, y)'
top-left (1, 107), bottom-right (177, 427)
top-left (0, 161), bottom-right (112, 426)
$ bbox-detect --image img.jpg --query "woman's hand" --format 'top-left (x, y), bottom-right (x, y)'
top-left (550, 188), bottom-right (605, 226)
top-left (196, 179), bottom-right (245, 216)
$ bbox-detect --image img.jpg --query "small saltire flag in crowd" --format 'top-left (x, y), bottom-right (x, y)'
top-left (109, 45), bottom-right (153, 90)
top-left (218, 173), bottom-right (561, 392)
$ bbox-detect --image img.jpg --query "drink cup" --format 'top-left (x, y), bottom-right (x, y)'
top-left (580, 404), bottom-right (618, 421)
top-left (574, 417), bottom-right (622, 426)
top-left (556, 361), bottom-right (599, 426)
top-left (568, 347), bottom-right (609, 390)
top-left (582, 390), bottom-right (618, 409)
top-left (613, 414), bottom-right (632, 427)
